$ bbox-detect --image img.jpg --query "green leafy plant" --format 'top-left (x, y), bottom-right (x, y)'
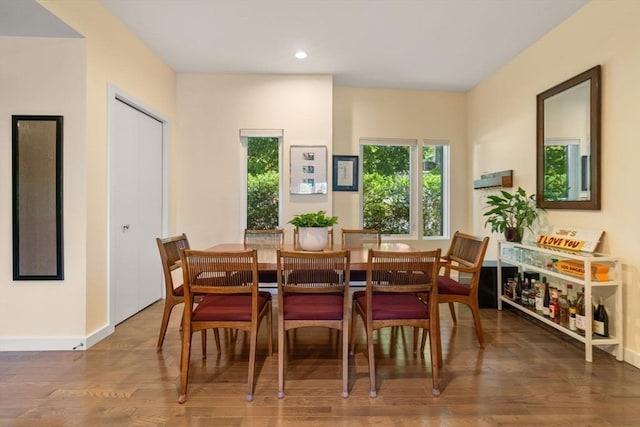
top-left (288, 210), bottom-right (338, 228)
top-left (483, 187), bottom-right (541, 241)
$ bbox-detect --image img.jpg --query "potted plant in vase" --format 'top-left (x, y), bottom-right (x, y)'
top-left (288, 210), bottom-right (338, 251)
top-left (483, 187), bottom-right (541, 242)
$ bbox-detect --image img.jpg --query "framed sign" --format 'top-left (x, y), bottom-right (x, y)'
top-left (12, 115), bottom-right (64, 280)
top-left (332, 155), bottom-right (358, 191)
top-left (290, 145), bottom-right (327, 194)
top-left (536, 226), bottom-right (603, 253)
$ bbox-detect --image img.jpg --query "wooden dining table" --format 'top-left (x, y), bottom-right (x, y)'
top-left (205, 242), bottom-right (416, 272)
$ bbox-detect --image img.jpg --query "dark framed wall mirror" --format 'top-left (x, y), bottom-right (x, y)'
top-left (536, 65), bottom-right (601, 210)
top-left (12, 115), bottom-right (64, 280)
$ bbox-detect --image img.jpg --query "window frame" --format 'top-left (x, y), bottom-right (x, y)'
top-left (240, 130), bottom-right (284, 233)
top-left (359, 138), bottom-right (449, 240)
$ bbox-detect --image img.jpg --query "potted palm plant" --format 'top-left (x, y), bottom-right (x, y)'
top-left (288, 210), bottom-right (338, 251)
top-left (483, 187), bottom-right (541, 242)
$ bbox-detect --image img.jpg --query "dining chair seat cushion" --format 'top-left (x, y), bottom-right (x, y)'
top-left (437, 275), bottom-right (470, 296)
top-left (172, 284), bottom-right (184, 297)
top-left (193, 293), bottom-right (270, 321)
top-left (282, 294), bottom-right (344, 320)
top-left (354, 291), bottom-right (429, 320)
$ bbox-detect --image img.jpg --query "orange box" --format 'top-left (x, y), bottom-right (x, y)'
top-left (555, 259), bottom-right (610, 281)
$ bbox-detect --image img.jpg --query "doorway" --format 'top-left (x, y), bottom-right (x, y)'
top-left (108, 86), bottom-right (168, 325)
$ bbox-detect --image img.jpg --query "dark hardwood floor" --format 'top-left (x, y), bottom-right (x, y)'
top-left (1, 300), bottom-right (639, 426)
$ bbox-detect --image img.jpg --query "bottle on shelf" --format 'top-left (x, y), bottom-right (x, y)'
top-left (569, 305), bottom-right (577, 331)
top-left (593, 297), bottom-right (609, 337)
top-left (550, 288), bottom-right (560, 323)
top-left (575, 290), bottom-right (585, 334)
top-left (559, 290), bottom-right (569, 328)
top-left (566, 284), bottom-right (574, 304)
top-left (534, 280), bottom-right (543, 315)
top-left (528, 279), bottom-right (536, 310)
top-left (514, 274), bottom-right (522, 304)
top-left (542, 278), bottom-right (550, 318)
top-left (521, 277), bottom-right (529, 308)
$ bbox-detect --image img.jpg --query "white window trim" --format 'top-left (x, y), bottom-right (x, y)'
top-left (422, 139), bottom-right (450, 240)
top-left (240, 130), bottom-right (284, 236)
top-left (359, 137), bottom-right (450, 240)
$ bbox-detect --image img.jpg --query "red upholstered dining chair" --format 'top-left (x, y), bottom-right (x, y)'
top-left (350, 249), bottom-right (442, 397)
top-left (276, 249), bottom-right (351, 398)
top-left (437, 231), bottom-right (490, 348)
top-left (156, 234), bottom-right (216, 351)
top-left (177, 248), bottom-right (273, 403)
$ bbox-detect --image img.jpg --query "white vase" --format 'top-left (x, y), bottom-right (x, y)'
top-left (297, 227), bottom-right (328, 251)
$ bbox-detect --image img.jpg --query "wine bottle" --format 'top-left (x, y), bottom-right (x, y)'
top-left (575, 291), bottom-right (585, 333)
top-left (542, 279), bottom-right (550, 317)
top-left (593, 297), bottom-right (609, 337)
top-left (515, 274), bottom-right (522, 304)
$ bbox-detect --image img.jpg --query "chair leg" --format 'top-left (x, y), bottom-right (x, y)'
top-left (267, 303), bottom-right (273, 355)
top-left (213, 329), bottom-right (221, 353)
top-left (342, 318), bottom-right (349, 398)
top-left (366, 323), bottom-right (377, 398)
top-left (448, 302), bottom-right (457, 324)
top-left (156, 300), bottom-right (176, 349)
top-left (201, 330), bottom-right (207, 358)
top-left (246, 325), bottom-right (258, 402)
top-left (178, 330), bottom-right (192, 404)
top-left (277, 318), bottom-right (286, 399)
top-left (429, 320), bottom-right (441, 396)
top-left (349, 305), bottom-right (358, 356)
top-left (469, 303), bottom-right (485, 348)
top-left (412, 327), bottom-right (419, 354)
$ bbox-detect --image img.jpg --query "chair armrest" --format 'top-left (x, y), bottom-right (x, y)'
top-left (440, 262), bottom-right (480, 275)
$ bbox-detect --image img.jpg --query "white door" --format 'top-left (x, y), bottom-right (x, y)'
top-left (111, 98), bottom-right (163, 324)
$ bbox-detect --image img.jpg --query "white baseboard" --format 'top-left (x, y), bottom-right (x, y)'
top-left (0, 324), bottom-right (114, 352)
top-left (624, 347), bottom-right (640, 369)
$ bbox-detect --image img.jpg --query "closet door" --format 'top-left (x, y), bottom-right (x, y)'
top-left (111, 99), bottom-right (163, 324)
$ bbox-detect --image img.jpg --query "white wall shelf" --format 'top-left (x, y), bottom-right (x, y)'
top-left (497, 240), bottom-right (623, 362)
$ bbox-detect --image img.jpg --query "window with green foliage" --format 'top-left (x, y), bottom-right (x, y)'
top-left (361, 140), bottom-right (448, 238)
top-left (246, 137), bottom-right (280, 229)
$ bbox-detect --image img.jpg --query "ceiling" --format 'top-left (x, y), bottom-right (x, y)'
top-left (3, 0), bottom-right (589, 92)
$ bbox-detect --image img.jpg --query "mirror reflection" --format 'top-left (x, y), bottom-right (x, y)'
top-left (537, 66), bottom-right (601, 210)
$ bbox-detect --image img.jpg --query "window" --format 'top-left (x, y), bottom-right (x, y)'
top-left (241, 130), bottom-right (283, 229)
top-left (360, 139), bottom-right (448, 239)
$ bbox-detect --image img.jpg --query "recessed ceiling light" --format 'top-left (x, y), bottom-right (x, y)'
top-left (295, 50), bottom-right (307, 59)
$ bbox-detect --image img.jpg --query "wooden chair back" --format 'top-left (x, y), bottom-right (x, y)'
top-left (244, 229), bottom-right (285, 247)
top-left (341, 228), bottom-right (381, 249)
top-left (441, 231), bottom-right (490, 290)
top-left (157, 233), bottom-right (190, 296)
top-left (155, 234), bottom-right (190, 349)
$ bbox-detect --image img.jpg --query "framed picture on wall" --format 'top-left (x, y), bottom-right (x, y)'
top-left (290, 145), bottom-right (327, 194)
top-left (332, 155), bottom-right (358, 191)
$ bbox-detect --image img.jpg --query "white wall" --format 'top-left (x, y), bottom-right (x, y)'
top-left (176, 74), bottom-right (333, 248)
top-left (468, 0), bottom-right (640, 366)
top-left (0, 37), bottom-right (87, 349)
